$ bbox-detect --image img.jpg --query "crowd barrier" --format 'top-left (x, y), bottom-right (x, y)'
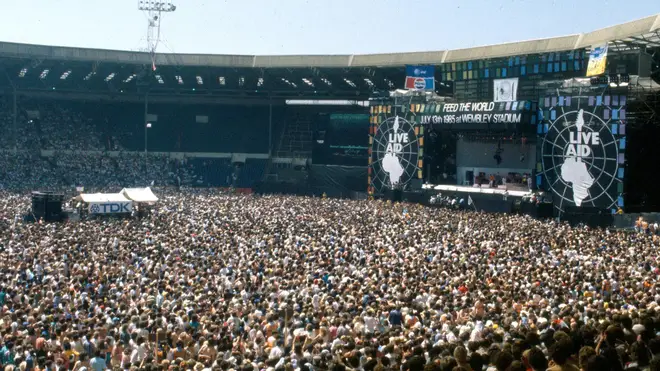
top-left (612, 212), bottom-right (660, 229)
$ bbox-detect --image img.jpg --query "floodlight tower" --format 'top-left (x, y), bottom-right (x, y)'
top-left (137, 0), bottom-right (177, 70)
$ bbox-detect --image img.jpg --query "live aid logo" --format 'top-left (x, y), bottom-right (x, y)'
top-left (387, 133), bottom-right (409, 153)
top-left (566, 131), bottom-right (600, 157)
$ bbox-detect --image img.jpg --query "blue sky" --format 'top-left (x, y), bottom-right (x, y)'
top-left (0, 0), bottom-right (658, 55)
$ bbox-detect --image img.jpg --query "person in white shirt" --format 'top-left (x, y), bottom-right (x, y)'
top-left (130, 337), bottom-right (148, 364)
top-left (363, 310), bottom-right (378, 334)
top-left (268, 340), bottom-right (283, 360)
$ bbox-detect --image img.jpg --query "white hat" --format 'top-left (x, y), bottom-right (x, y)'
top-left (633, 324), bottom-right (645, 335)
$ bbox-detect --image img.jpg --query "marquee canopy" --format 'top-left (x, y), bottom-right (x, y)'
top-left (121, 187), bottom-right (159, 203)
top-left (78, 193), bottom-right (130, 203)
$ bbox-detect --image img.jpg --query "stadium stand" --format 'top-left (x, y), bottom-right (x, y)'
top-left (0, 13), bottom-right (659, 371)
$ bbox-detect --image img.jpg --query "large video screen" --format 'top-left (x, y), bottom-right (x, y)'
top-left (538, 92), bottom-right (626, 213)
top-left (312, 113), bottom-right (369, 166)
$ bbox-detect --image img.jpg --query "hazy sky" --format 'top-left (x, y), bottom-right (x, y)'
top-left (1, 0), bottom-right (658, 55)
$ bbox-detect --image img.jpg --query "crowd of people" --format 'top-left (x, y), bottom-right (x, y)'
top-left (0, 100), bottom-right (104, 152)
top-left (0, 152), bottom-right (180, 192)
top-left (0, 99), bottom-right (261, 193)
top-left (0, 98), bottom-right (270, 154)
top-left (0, 190), bottom-right (659, 371)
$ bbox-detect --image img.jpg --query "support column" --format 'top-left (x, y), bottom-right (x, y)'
top-left (144, 92), bottom-right (149, 175)
top-left (268, 100), bottom-right (273, 157)
top-left (144, 92), bottom-right (149, 153)
top-left (12, 88), bottom-right (17, 151)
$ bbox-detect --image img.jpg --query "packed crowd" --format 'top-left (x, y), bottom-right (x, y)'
top-left (0, 98), bottom-right (270, 154)
top-left (0, 152), bottom-right (179, 192)
top-left (52, 152), bottom-right (176, 190)
top-left (1, 191), bottom-right (659, 371)
top-left (38, 104), bottom-right (105, 151)
top-left (0, 152), bottom-right (62, 191)
top-left (0, 99), bottom-right (104, 152)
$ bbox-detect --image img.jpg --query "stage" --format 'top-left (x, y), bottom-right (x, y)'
top-left (410, 183), bottom-right (552, 216)
top-left (421, 183), bottom-right (532, 198)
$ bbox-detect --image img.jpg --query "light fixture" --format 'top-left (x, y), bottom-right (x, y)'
top-left (196, 76), bottom-right (203, 85)
top-left (138, 1), bottom-right (176, 12)
top-left (123, 74), bottom-right (137, 83)
top-left (104, 73), bottom-right (116, 82)
top-left (281, 77), bottom-right (297, 88)
top-left (218, 76), bottom-right (226, 85)
top-left (175, 75), bottom-right (183, 84)
top-left (609, 74), bottom-right (619, 88)
top-left (343, 78), bottom-right (356, 88)
top-left (39, 69), bottom-right (49, 79)
top-left (155, 74), bottom-right (164, 84)
top-left (239, 77), bottom-right (245, 86)
top-left (321, 78), bottom-right (332, 86)
top-left (60, 70), bottom-right (72, 80)
top-left (84, 72), bottom-right (96, 81)
top-left (285, 99), bottom-right (368, 106)
top-left (363, 78), bottom-right (374, 87)
top-left (302, 78), bottom-right (314, 87)
top-left (602, 73), bottom-right (630, 88)
top-left (590, 76), bottom-right (608, 86)
top-left (18, 68), bottom-right (28, 78)
top-left (257, 77), bottom-right (264, 87)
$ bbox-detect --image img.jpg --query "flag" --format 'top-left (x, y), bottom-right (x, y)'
top-left (586, 43), bottom-right (608, 77)
top-left (468, 195), bottom-right (477, 211)
top-left (493, 78), bottom-right (519, 102)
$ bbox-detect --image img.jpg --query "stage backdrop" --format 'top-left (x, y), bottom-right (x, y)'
top-left (456, 138), bottom-right (536, 185)
top-left (312, 113), bottom-right (370, 166)
top-left (538, 92), bottom-right (626, 214)
top-left (368, 105), bottom-right (424, 195)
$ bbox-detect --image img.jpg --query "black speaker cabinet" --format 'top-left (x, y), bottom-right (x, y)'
top-left (392, 189), bottom-right (403, 203)
top-left (31, 192), bottom-right (64, 222)
top-left (466, 170), bottom-right (474, 185)
top-left (410, 179), bottom-right (423, 190)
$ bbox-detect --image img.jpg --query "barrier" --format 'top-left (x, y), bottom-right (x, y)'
top-left (613, 213), bottom-right (660, 229)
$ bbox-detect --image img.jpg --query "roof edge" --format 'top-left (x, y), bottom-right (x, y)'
top-left (0, 13), bottom-right (657, 68)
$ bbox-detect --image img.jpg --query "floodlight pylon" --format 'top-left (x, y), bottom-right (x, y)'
top-left (137, 1), bottom-right (177, 70)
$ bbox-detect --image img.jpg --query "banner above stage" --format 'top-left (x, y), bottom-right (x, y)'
top-left (586, 43), bottom-right (608, 77)
top-left (405, 66), bottom-right (435, 91)
top-left (412, 100), bottom-right (535, 130)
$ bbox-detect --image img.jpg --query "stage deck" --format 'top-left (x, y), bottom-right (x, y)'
top-left (422, 184), bottom-right (532, 197)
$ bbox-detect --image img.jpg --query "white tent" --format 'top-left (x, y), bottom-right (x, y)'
top-left (76, 192), bottom-right (133, 214)
top-left (121, 187), bottom-right (159, 203)
top-left (78, 193), bottom-right (131, 203)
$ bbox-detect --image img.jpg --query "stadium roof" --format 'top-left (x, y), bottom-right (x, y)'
top-left (0, 14), bottom-right (658, 68)
top-left (0, 14), bottom-right (657, 104)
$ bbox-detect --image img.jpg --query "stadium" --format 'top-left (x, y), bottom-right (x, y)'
top-left (0, 6), bottom-right (660, 371)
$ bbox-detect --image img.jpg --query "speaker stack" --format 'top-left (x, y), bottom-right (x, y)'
top-left (31, 192), bottom-right (64, 222)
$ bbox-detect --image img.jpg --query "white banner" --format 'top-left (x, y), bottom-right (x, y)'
top-left (88, 201), bottom-right (133, 214)
top-left (493, 78), bottom-right (518, 102)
